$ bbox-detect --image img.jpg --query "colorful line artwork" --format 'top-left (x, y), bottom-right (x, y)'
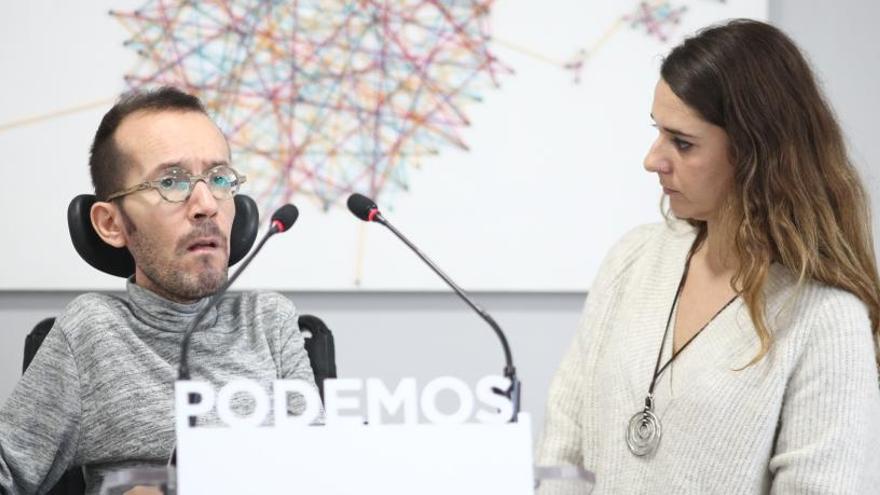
top-left (493, 0), bottom-right (687, 84)
top-left (110, 0), bottom-right (511, 213)
top-left (624, 1), bottom-right (688, 43)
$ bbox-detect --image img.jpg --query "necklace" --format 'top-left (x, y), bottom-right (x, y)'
top-left (625, 243), bottom-right (739, 457)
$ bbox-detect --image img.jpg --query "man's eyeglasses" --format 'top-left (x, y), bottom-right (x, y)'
top-left (105, 165), bottom-right (247, 203)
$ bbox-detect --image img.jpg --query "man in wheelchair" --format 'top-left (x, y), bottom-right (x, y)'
top-left (0, 87), bottom-right (319, 495)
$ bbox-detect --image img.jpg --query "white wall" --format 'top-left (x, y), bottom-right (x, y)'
top-left (1, 0), bottom-right (878, 440)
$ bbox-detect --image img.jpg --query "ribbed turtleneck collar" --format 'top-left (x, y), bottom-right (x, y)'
top-left (125, 278), bottom-right (218, 333)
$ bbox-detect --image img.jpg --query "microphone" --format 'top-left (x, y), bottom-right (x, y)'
top-left (346, 193), bottom-right (521, 422)
top-left (177, 203), bottom-right (299, 380)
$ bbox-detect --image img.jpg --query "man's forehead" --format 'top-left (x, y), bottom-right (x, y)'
top-left (114, 109), bottom-right (230, 178)
top-left (148, 159), bottom-right (232, 178)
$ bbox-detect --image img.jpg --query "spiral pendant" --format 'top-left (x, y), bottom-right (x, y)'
top-left (626, 408), bottom-right (662, 456)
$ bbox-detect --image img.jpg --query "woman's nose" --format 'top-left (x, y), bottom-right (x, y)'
top-left (643, 138), bottom-right (672, 174)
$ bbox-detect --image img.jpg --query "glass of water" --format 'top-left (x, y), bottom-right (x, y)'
top-left (99, 466), bottom-right (176, 495)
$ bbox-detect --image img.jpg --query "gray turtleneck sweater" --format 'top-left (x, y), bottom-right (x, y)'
top-left (0, 281), bottom-right (317, 495)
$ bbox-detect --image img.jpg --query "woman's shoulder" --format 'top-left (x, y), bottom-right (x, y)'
top-left (603, 220), bottom-right (695, 268)
top-left (592, 219), bottom-right (696, 290)
top-left (766, 264), bottom-right (874, 355)
top-left (767, 265), bottom-right (870, 322)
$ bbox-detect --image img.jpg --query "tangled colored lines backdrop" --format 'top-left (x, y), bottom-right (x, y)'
top-left (0, 0), bottom-right (766, 290)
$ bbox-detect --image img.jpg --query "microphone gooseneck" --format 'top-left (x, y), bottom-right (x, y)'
top-left (346, 193), bottom-right (521, 421)
top-left (177, 203), bottom-right (299, 380)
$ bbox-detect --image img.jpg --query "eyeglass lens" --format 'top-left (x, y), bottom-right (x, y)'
top-left (155, 166), bottom-right (240, 202)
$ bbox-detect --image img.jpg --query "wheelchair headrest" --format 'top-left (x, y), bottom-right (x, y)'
top-left (67, 194), bottom-right (260, 278)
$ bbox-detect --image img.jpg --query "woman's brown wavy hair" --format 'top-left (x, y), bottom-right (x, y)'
top-left (661, 19), bottom-right (880, 366)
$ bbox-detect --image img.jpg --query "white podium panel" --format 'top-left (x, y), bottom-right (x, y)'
top-left (177, 415), bottom-right (535, 494)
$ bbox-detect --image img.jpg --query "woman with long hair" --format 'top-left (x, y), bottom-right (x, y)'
top-left (538, 19), bottom-right (880, 493)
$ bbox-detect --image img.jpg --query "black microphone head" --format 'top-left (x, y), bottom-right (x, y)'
top-left (347, 193), bottom-right (379, 222)
top-left (270, 204), bottom-right (299, 232)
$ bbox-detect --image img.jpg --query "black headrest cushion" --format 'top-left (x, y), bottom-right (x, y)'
top-left (67, 194), bottom-right (260, 278)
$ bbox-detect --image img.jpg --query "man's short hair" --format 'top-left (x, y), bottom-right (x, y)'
top-left (89, 86), bottom-right (207, 201)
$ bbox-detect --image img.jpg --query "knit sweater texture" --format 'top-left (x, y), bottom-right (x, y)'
top-left (0, 280), bottom-right (316, 495)
top-left (537, 222), bottom-right (880, 494)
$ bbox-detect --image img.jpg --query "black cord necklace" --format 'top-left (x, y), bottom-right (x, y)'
top-left (625, 241), bottom-right (739, 456)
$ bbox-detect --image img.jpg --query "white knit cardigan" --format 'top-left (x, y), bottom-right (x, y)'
top-left (537, 222), bottom-right (880, 494)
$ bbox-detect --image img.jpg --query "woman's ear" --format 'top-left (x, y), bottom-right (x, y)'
top-left (90, 201), bottom-right (128, 248)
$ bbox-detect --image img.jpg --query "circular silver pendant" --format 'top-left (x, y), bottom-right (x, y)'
top-left (626, 409), bottom-right (662, 456)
